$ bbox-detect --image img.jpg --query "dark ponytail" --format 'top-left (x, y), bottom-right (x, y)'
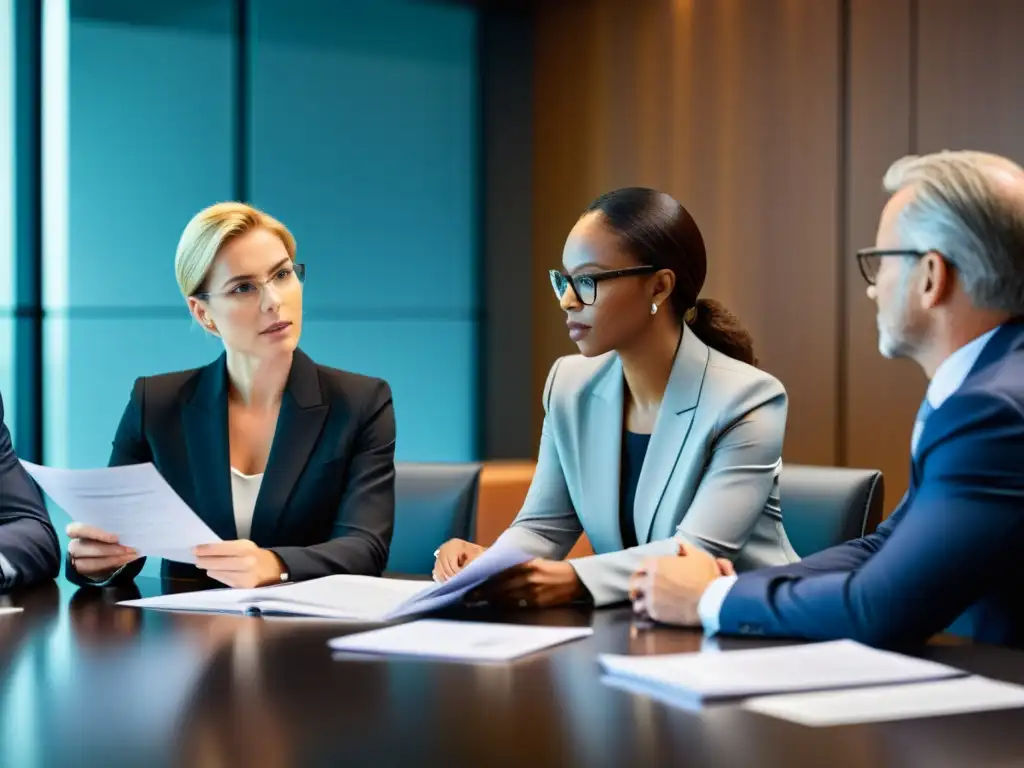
top-left (584, 187), bottom-right (757, 365)
top-left (687, 298), bottom-right (757, 366)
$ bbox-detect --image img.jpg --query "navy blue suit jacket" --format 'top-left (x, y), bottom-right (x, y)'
top-left (0, 393), bottom-right (61, 587)
top-left (720, 319), bottom-right (1024, 649)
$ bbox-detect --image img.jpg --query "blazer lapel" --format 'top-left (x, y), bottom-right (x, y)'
top-left (633, 325), bottom-right (709, 544)
top-left (909, 319), bottom-right (1024, 497)
top-left (248, 349), bottom-right (328, 545)
top-left (182, 355), bottom-right (236, 540)
top-left (582, 355), bottom-right (625, 553)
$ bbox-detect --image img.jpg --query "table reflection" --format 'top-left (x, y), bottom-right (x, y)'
top-left (172, 625), bottom-right (295, 768)
top-left (0, 579), bottom-right (285, 767)
top-left (0, 581), bottom-right (60, 673)
top-left (68, 583), bottom-right (144, 646)
top-left (1, 578), bottom-right (1023, 767)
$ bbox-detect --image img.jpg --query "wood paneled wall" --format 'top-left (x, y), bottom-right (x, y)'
top-left (530, 0), bottom-right (1024, 515)
top-left (844, 0), bottom-right (922, 513)
top-left (844, 0), bottom-right (1024, 509)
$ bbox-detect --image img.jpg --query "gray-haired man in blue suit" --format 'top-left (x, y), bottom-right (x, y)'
top-left (632, 149), bottom-right (1024, 650)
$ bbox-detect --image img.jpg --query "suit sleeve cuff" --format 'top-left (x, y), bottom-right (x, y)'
top-left (66, 553), bottom-right (135, 587)
top-left (0, 553), bottom-right (16, 589)
top-left (698, 575), bottom-right (737, 635)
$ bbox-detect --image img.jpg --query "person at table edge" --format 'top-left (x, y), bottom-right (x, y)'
top-left (0, 392), bottom-right (61, 589)
top-left (435, 187), bottom-right (798, 607)
top-left (65, 202), bottom-right (396, 588)
top-left (631, 150), bottom-right (1024, 650)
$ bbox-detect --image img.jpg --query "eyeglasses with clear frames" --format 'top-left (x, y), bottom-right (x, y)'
top-left (193, 262), bottom-right (306, 302)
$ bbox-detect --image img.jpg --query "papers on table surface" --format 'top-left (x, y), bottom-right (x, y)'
top-left (329, 619), bottom-right (594, 662)
top-left (598, 639), bottom-right (963, 702)
top-left (21, 461), bottom-right (220, 564)
top-left (600, 672), bottom-right (714, 713)
top-left (743, 675), bottom-right (1024, 726)
top-left (118, 544), bottom-right (536, 622)
top-left (119, 575), bottom-right (433, 619)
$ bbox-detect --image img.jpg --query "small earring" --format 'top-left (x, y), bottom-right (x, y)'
top-left (651, 303), bottom-right (658, 315)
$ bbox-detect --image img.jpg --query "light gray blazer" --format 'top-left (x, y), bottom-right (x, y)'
top-left (494, 324), bottom-right (798, 606)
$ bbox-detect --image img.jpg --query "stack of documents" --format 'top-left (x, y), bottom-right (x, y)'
top-left (329, 619), bottom-right (593, 662)
top-left (599, 640), bottom-right (964, 704)
top-left (22, 461), bottom-right (221, 563)
top-left (117, 544), bottom-right (535, 622)
top-left (600, 639), bottom-right (1024, 725)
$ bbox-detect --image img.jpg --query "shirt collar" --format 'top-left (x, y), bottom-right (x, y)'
top-left (926, 326), bottom-right (1002, 408)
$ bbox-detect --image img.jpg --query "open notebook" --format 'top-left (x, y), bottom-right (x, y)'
top-left (118, 545), bottom-right (533, 622)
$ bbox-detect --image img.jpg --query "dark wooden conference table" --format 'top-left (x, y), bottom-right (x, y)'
top-left (2, 577), bottom-right (1024, 768)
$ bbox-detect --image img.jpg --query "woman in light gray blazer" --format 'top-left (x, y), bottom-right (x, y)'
top-left (435, 187), bottom-right (798, 607)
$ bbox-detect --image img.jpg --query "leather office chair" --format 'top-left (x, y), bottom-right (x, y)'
top-left (385, 462), bottom-right (483, 575)
top-left (781, 464), bottom-right (885, 558)
top-left (475, 462), bottom-right (593, 557)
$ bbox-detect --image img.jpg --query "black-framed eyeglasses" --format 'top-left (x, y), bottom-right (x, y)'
top-left (193, 262), bottom-right (306, 300)
top-left (855, 248), bottom-right (930, 286)
top-left (549, 266), bottom-right (658, 305)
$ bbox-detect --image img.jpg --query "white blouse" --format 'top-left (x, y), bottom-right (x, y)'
top-left (230, 467), bottom-right (264, 540)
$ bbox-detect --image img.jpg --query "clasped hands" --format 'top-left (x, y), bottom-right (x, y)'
top-left (66, 523), bottom-right (286, 588)
top-left (628, 542), bottom-right (735, 626)
top-left (432, 537), bottom-right (734, 618)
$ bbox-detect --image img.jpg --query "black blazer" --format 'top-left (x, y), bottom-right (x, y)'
top-left (65, 349), bottom-right (396, 585)
top-left (0, 392), bottom-right (61, 588)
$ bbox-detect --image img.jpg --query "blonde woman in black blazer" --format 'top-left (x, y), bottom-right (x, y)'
top-left (66, 203), bottom-right (396, 588)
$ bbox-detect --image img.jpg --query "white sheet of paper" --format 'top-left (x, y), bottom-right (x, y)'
top-left (21, 460), bottom-right (221, 563)
top-left (388, 544), bottom-right (535, 619)
top-left (743, 675), bottom-right (1024, 726)
top-left (329, 619), bottom-right (593, 661)
top-left (598, 639), bottom-right (964, 701)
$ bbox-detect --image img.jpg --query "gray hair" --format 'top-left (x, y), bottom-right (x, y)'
top-left (883, 150), bottom-right (1024, 314)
